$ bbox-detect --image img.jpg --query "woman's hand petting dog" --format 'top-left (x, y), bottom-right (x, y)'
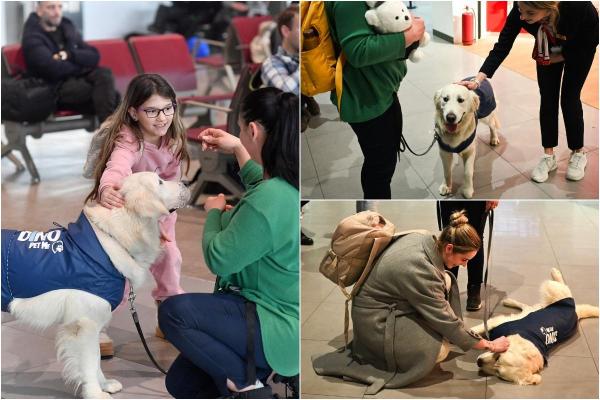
top-left (474, 336), bottom-right (510, 353)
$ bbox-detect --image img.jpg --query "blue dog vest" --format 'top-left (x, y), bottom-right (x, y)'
top-left (465, 76), bottom-right (496, 119)
top-left (489, 298), bottom-right (578, 364)
top-left (2, 212), bottom-right (125, 312)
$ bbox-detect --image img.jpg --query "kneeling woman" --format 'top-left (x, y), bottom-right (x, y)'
top-left (158, 88), bottom-right (299, 398)
top-left (312, 211), bottom-right (509, 394)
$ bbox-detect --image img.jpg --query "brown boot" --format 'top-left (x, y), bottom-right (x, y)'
top-left (99, 330), bottom-right (114, 359)
top-left (155, 300), bottom-right (166, 339)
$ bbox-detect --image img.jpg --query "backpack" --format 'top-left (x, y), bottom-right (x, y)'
top-left (319, 211), bottom-right (427, 345)
top-left (250, 20), bottom-right (277, 64)
top-left (300, 1), bottom-right (345, 110)
top-left (1, 77), bottom-right (56, 123)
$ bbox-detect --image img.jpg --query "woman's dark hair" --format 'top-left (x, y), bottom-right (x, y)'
top-left (240, 87), bottom-right (299, 189)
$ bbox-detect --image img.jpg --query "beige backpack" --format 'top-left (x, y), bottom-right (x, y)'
top-left (319, 211), bottom-right (427, 345)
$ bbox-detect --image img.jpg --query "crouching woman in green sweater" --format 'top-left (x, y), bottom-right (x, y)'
top-left (158, 87), bottom-right (299, 399)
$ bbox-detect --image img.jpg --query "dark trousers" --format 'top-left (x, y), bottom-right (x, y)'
top-left (438, 201), bottom-right (488, 285)
top-left (56, 66), bottom-right (118, 123)
top-left (536, 50), bottom-right (596, 150)
top-left (349, 96), bottom-right (402, 199)
top-left (158, 293), bottom-right (272, 398)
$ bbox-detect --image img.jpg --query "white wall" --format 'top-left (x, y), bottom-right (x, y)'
top-left (82, 1), bottom-right (164, 40)
top-left (430, 0), bottom-right (487, 44)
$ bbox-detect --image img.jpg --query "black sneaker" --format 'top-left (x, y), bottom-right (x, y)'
top-left (223, 386), bottom-right (275, 399)
top-left (301, 231), bottom-right (314, 246)
top-left (466, 283), bottom-right (482, 311)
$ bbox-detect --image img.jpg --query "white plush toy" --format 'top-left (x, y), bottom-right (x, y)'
top-left (365, 1), bottom-right (430, 62)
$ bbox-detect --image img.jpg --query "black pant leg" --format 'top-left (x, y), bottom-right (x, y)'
top-left (536, 62), bottom-right (564, 148)
top-left (165, 354), bottom-right (221, 398)
top-left (560, 50), bottom-right (596, 150)
top-left (438, 201), bottom-right (487, 284)
top-left (85, 66), bottom-right (118, 123)
top-left (349, 96), bottom-right (402, 199)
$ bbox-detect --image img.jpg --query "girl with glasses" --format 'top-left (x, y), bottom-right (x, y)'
top-left (85, 73), bottom-right (190, 352)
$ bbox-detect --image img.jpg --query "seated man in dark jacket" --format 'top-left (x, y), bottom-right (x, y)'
top-left (22, 1), bottom-right (118, 123)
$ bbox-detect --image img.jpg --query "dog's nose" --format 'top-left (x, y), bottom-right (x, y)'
top-left (446, 113), bottom-right (457, 123)
top-left (477, 358), bottom-right (483, 367)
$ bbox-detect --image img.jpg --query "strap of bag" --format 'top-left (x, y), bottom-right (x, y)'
top-left (482, 209), bottom-right (494, 339)
top-left (335, 53), bottom-right (345, 112)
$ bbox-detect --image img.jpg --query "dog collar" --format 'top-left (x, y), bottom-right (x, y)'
top-left (436, 117), bottom-right (478, 154)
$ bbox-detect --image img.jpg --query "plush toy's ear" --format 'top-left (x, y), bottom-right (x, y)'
top-left (470, 90), bottom-right (481, 113)
top-left (365, 1), bottom-right (378, 8)
top-left (365, 9), bottom-right (381, 27)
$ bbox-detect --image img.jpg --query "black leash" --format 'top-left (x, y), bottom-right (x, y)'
top-left (482, 209), bottom-right (494, 339)
top-left (127, 286), bottom-right (168, 375)
top-left (397, 130), bottom-right (439, 163)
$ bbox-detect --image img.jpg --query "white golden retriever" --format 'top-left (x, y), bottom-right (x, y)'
top-left (434, 81), bottom-right (501, 198)
top-left (2, 172), bottom-right (189, 398)
top-left (471, 268), bottom-right (598, 385)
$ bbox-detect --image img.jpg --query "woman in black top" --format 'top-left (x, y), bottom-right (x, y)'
top-left (462, 2), bottom-right (598, 183)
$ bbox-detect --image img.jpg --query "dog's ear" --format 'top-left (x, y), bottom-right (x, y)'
top-left (470, 90), bottom-right (480, 113)
top-left (434, 89), bottom-right (442, 109)
top-left (521, 373), bottom-right (542, 385)
top-left (125, 185), bottom-right (170, 219)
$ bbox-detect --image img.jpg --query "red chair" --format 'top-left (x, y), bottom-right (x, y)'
top-left (1, 40), bottom-right (138, 183)
top-left (88, 38), bottom-right (139, 95)
top-left (230, 15), bottom-right (273, 66)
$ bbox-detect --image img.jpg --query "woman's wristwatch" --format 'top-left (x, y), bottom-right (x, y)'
top-left (469, 77), bottom-right (481, 89)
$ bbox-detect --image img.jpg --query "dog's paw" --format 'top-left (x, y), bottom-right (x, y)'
top-left (489, 136), bottom-right (500, 146)
top-left (470, 323), bottom-right (484, 335)
top-left (550, 268), bottom-right (563, 282)
top-left (439, 183), bottom-right (453, 196)
top-left (462, 187), bottom-right (474, 199)
top-left (102, 379), bottom-right (123, 394)
top-left (82, 388), bottom-right (112, 399)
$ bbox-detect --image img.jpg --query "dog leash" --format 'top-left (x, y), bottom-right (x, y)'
top-left (127, 286), bottom-right (168, 375)
top-left (396, 130), bottom-right (439, 163)
top-left (482, 209), bottom-right (494, 340)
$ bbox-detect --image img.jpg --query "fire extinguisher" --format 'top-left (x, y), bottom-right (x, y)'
top-left (462, 6), bottom-right (475, 45)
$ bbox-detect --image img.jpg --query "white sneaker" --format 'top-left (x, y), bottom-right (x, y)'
top-left (531, 154), bottom-right (558, 183)
top-left (566, 152), bottom-right (587, 181)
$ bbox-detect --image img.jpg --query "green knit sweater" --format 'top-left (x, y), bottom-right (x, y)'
top-left (326, 1), bottom-right (408, 123)
top-left (202, 160), bottom-right (299, 377)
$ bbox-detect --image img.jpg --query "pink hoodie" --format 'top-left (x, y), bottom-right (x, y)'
top-left (100, 126), bottom-right (182, 195)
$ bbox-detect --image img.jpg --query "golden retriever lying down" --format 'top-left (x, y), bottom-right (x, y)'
top-left (470, 268), bottom-right (598, 385)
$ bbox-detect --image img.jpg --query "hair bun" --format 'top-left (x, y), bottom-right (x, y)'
top-left (449, 210), bottom-right (469, 227)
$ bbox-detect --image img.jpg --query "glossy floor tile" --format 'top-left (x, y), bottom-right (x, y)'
top-left (301, 201), bottom-right (599, 398)
top-left (301, 35), bottom-right (599, 199)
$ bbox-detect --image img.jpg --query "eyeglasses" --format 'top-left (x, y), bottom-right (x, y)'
top-left (141, 104), bottom-right (175, 118)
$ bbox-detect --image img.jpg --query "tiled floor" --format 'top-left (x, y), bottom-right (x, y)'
top-left (301, 200), bottom-right (599, 398)
top-left (301, 36), bottom-right (599, 199)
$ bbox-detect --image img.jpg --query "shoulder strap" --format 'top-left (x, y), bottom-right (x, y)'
top-left (341, 229), bottom-right (428, 347)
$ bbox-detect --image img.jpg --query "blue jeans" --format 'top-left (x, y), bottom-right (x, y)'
top-left (158, 293), bottom-right (272, 398)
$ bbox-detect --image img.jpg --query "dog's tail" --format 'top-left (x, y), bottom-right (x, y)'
top-left (576, 304), bottom-right (599, 320)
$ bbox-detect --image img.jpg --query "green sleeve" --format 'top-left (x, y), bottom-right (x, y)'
top-left (240, 159), bottom-right (264, 190)
top-left (331, 2), bottom-right (407, 68)
top-left (202, 202), bottom-right (272, 276)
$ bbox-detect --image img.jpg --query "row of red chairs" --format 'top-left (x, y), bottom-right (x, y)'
top-left (1, 27), bottom-right (264, 194)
